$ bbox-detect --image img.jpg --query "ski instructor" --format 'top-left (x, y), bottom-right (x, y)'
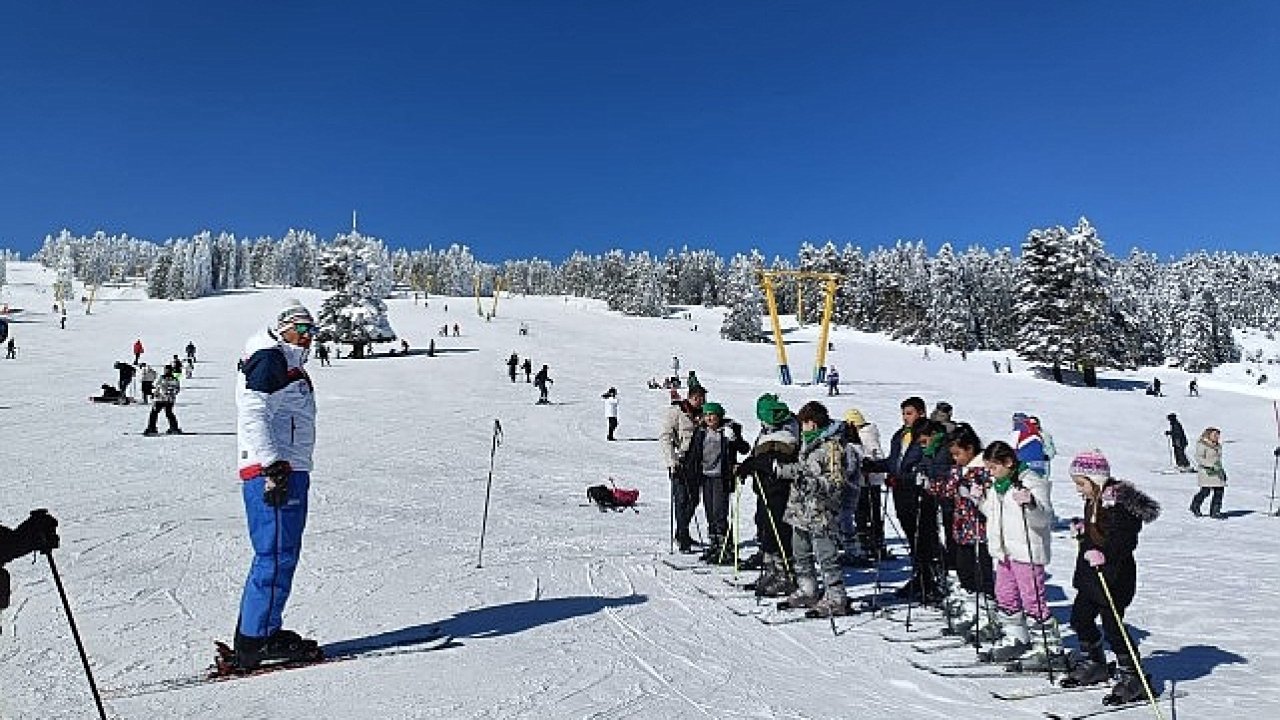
top-left (232, 299), bottom-right (319, 670)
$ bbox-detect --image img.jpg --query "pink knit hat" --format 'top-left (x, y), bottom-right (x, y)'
top-left (1069, 449), bottom-right (1111, 486)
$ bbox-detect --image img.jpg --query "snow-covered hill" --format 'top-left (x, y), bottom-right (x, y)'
top-left (2, 260), bottom-right (1277, 719)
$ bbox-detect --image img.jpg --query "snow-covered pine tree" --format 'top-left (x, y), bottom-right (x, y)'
top-left (619, 252), bottom-right (666, 316)
top-left (928, 243), bottom-right (972, 350)
top-left (721, 252), bottom-right (766, 342)
top-left (1015, 226), bottom-right (1072, 381)
top-left (1178, 284), bottom-right (1219, 372)
top-left (1060, 218), bottom-right (1111, 385)
top-left (316, 230), bottom-right (397, 357)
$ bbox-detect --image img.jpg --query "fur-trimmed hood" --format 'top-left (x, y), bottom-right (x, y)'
top-left (1102, 480), bottom-right (1161, 523)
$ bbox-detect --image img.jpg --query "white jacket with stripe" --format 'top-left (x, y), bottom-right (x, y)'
top-left (236, 329), bottom-right (316, 480)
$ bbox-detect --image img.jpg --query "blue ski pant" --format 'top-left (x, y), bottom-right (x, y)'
top-left (238, 470), bottom-right (309, 639)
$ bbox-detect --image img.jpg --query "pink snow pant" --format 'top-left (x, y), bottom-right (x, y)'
top-left (994, 557), bottom-right (1049, 621)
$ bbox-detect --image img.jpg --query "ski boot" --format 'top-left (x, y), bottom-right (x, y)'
top-left (780, 574), bottom-right (818, 610)
top-left (979, 610), bottom-right (1029, 663)
top-left (1103, 661), bottom-right (1153, 706)
top-left (754, 554), bottom-right (794, 598)
top-left (1010, 617), bottom-right (1068, 673)
top-left (740, 552), bottom-right (764, 571)
top-left (809, 584), bottom-right (853, 617)
top-left (234, 629), bottom-right (321, 671)
top-left (1061, 639), bottom-right (1111, 688)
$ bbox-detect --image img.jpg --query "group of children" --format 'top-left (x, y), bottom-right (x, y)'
top-left (660, 388), bottom-right (1164, 708)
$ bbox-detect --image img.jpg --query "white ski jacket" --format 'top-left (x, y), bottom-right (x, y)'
top-left (980, 467), bottom-right (1054, 565)
top-left (236, 329), bottom-right (316, 480)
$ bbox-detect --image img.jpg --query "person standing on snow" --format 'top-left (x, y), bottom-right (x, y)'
top-left (1191, 427), bottom-right (1228, 518)
top-left (660, 385), bottom-right (706, 553)
top-left (825, 366), bottom-right (840, 396)
top-left (143, 365), bottom-right (182, 435)
top-left (507, 353), bottom-right (520, 383)
top-left (186, 341), bottom-right (197, 364)
top-left (682, 401), bottom-right (749, 564)
top-left (735, 394), bottom-right (800, 597)
top-left (602, 387), bottom-right (620, 440)
top-left (1060, 450), bottom-right (1161, 707)
top-left (232, 300), bottom-right (319, 670)
top-left (772, 401), bottom-right (851, 616)
top-left (862, 397), bottom-right (932, 600)
top-left (844, 408), bottom-right (887, 564)
top-left (1011, 413), bottom-right (1049, 476)
top-left (534, 365), bottom-right (553, 404)
top-left (1164, 413), bottom-right (1191, 470)
top-left (139, 363), bottom-right (158, 404)
top-left (132, 338), bottom-right (144, 364)
top-left (521, 357), bottom-right (533, 383)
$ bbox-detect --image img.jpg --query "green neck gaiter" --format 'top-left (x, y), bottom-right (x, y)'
top-left (802, 427), bottom-right (824, 445)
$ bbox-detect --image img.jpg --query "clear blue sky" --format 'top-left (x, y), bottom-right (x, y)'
top-left (2, 1), bottom-right (1277, 261)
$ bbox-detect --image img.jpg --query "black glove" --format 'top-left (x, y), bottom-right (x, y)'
top-left (735, 456), bottom-right (759, 480)
top-left (1274, 446), bottom-right (1280, 458)
top-left (15, 510), bottom-right (60, 555)
top-left (1, 567), bottom-right (10, 611)
top-left (861, 457), bottom-right (878, 474)
top-left (262, 460), bottom-right (292, 507)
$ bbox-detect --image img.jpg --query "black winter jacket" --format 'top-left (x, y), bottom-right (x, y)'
top-left (682, 420), bottom-right (751, 487)
top-left (1072, 480), bottom-right (1161, 608)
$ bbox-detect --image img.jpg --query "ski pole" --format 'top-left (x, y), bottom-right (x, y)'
top-left (1096, 569), bottom-right (1165, 720)
top-left (669, 470), bottom-right (676, 554)
top-left (1270, 401), bottom-right (1280, 515)
top-left (36, 520), bottom-right (108, 720)
top-left (476, 419), bottom-right (503, 568)
top-left (1019, 502), bottom-right (1056, 685)
top-left (753, 474), bottom-right (793, 579)
top-left (904, 488), bottom-right (925, 632)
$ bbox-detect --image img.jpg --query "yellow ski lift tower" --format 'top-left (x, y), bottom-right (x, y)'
top-left (758, 270), bottom-right (841, 386)
top-left (474, 275), bottom-right (505, 318)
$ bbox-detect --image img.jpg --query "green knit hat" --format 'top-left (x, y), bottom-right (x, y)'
top-left (755, 394), bottom-right (791, 425)
top-left (702, 401), bottom-right (725, 417)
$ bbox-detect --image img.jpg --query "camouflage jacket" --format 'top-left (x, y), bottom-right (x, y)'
top-left (777, 421), bottom-right (848, 533)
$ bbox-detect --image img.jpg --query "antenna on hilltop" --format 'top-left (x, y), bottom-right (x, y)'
top-left (351, 210), bottom-right (358, 233)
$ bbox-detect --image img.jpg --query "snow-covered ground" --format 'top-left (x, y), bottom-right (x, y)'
top-left (2, 260), bottom-right (1278, 720)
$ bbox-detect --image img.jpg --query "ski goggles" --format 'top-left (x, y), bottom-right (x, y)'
top-left (291, 323), bottom-right (316, 336)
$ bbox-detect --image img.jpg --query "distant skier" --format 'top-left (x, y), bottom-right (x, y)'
top-left (143, 366), bottom-right (182, 436)
top-left (232, 300), bottom-right (320, 670)
top-left (132, 338), bottom-right (144, 364)
top-left (4, 337), bottom-right (15, 359)
top-left (507, 353), bottom-right (520, 383)
top-left (184, 357), bottom-right (195, 379)
top-left (602, 387), bottom-right (619, 440)
top-left (992, 360), bottom-right (1001, 374)
top-left (1004, 357), bottom-right (1013, 374)
top-left (316, 343), bottom-right (331, 367)
top-left (1148, 377), bottom-right (1162, 397)
top-left (534, 365), bottom-right (553, 404)
top-left (521, 358), bottom-right (532, 383)
top-left (139, 363), bottom-right (158, 403)
top-left (671, 355), bottom-right (681, 385)
top-left (1188, 378), bottom-right (1199, 397)
top-left (826, 366), bottom-right (840, 396)
top-left (1165, 413), bottom-right (1191, 470)
top-left (452, 323), bottom-right (460, 337)
top-left (185, 341), bottom-right (197, 364)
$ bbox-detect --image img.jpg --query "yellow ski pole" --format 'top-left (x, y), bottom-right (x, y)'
top-left (1096, 569), bottom-right (1164, 720)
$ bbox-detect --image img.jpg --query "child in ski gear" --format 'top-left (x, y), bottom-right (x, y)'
top-left (735, 394), bottom-right (799, 596)
top-left (233, 300), bottom-right (320, 670)
top-left (534, 365), bottom-right (553, 403)
top-left (139, 363), bottom-right (157, 403)
top-left (825, 366), bottom-right (840, 396)
top-left (1029, 416), bottom-right (1056, 476)
top-left (1, 511), bottom-right (60, 621)
top-left (1010, 413), bottom-right (1049, 476)
top-left (602, 387), bottom-right (619, 440)
top-left (845, 407), bottom-right (887, 563)
top-left (1062, 450), bottom-right (1161, 706)
top-left (1165, 413), bottom-right (1191, 470)
top-left (143, 366), bottom-right (182, 435)
top-left (132, 338), bottom-right (144, 363)
top-left (978, 440), bottom-right (1060, 668)
top-left (1191, 427), bottom-right (1227, 518)
top-left (915, 420), bottom-right (955, 604)
top-left (185, 341), bottom-right (197, 363)
top-left (660, 386), bottom-right (706, 552)
top-left (862, 397), bottom-right (932, 599)
top-left (682, 401), bottom-right (749, 564)
top-left (836, 418), bottom-right (864, 563)
top-left (772, 401), bottom-right (849, 616)
top-left (521, 357), bottom-right (532, 382)
top-left (927, 424), bottom-right (996, 642)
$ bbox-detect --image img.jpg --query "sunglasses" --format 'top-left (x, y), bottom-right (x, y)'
top-left (292, 323), bottom-right (316, 336)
